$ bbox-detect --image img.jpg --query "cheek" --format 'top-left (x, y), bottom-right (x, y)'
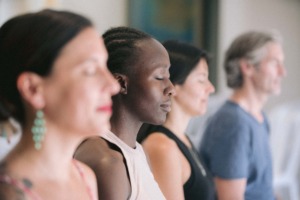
top-left (184, 86), bottom-right (207, 115)
top-left (46, 82), bottom-right (95, 119)
top-left (67, 83), bottom-right (101, 116)
top-left (184, 84), bottom-right (204, 101)
top-left (259, 71), bottom-right (275, 85)
top-left (132, 80), bottom-right (161, 105)
top-left (133, 85), bottom-right (167, 124)
top-left (260, 67), bottom-right (277, 79)
top-left (57, 88), bottom-right (85, 118)
top-left (64, 82), bottom-right (92, 102)
top-left (138, 88), bottom-right (161, 111)
top-left (54, 86), bottom-right (104, 132)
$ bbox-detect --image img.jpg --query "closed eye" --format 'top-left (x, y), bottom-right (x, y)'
top-left (83, 65), bottom-right (98, 76)
top-left (198, 78), bottom-right (207, 82)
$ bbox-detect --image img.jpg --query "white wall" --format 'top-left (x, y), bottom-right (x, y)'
top-left (0, 0), bottom-right (28, 25)
top-left (0, 0), bottom-right (128, 33)
top-left (1, 0), bottom-right (299, 110)
top-left (61, 0), bottom-right (128, 34)
top-left (218, 0), bottom-right (300, 111)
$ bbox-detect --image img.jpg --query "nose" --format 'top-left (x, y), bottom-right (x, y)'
top-left (278, 63), bottom-right (287, 77)
top-left (103, 69), bottom-right (120, 95)
top-left (164, 79), bottom-right (176, 96)
top-left (208, 80), bottom-right (215, 94)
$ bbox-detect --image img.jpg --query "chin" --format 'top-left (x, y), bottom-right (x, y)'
top-left (192, 107), bottom-right (206, 116)
top-left (146, 115), bottom-right (167, 125)
top-left (271, 88), bottom-right (282, 96)
top-left (199, 110), bottom-right (207, 116)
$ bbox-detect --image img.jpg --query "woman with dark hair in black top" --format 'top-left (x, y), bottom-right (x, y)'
top-left (138, 40), bottom-right (216, 200)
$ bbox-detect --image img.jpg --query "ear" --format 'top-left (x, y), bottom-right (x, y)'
top-left (240, 59), bottom-right (254, 77)
top-left (17, 72), bottom-right (45, 109)
top-left (113, 73), bottom-right (128, 95)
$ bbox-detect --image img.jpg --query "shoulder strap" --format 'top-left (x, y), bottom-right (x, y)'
top-left (72, 160), bottom-right (95, 200)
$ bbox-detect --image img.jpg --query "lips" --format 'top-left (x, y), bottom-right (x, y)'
top-left (97, 104), bottom-right (112, 114)
top-left (160, 101), bottom-right (172, 113)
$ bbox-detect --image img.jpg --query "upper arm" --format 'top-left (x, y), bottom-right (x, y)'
top-left (214, 177), bottom-right (246, 200)
top-left (95, 152), bottom-right (132, 200)
top-left (142, 133), bottom-right (185, 200)
top-left (74, 138), bottom-right (131, 200)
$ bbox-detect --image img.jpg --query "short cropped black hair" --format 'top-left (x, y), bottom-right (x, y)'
top-left (102, 26), bottom-right (152, 75)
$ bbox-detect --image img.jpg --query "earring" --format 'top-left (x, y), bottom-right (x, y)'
top-left (31, 110), bottom-right (46, 150)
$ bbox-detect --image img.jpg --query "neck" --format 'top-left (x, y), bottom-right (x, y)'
top-left (7, 124), bottom-right (81, 180)
top-left (110, 108), bottom-right (142, 148)
top-left (163, 102), bottom-right (191, 141)
top-left (230, 86), bottom-right (268, 122)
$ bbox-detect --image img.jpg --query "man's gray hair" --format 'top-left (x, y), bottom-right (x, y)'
top-left (224, 30), bottom-right (282, 88)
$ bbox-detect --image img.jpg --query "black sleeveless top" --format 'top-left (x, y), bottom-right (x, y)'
top-left (138, 125), bottom-right (216, 200)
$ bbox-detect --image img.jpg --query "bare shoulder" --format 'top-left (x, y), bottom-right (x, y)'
top-left (74, 136), bottom-right (125, 169)
top-left (141, 132), bottom-right (184, 194)
top-left (142, 132), bottom-right (179, 154)
top-left (74, 137), bottom-right (131, 199)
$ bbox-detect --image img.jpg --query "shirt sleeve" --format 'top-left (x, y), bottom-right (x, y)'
top-left (203, 112), bottom-right (251, 179)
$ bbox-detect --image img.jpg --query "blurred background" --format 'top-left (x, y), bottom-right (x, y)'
top-left (0, 0), bottom-right (300, 199)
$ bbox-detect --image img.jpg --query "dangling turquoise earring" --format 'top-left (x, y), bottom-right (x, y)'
top-left (31, 110), bottom-right (46, 150)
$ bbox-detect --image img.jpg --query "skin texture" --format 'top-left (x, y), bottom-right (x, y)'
top-left (122, 39), bottom-right (175, 126)
top-left (216, 42), bottom-right (286, 200)
top-left (0, 28), bottom-right (119, 200)
top-left (74, 38), bottom-right (175, 200)
top-left (250, 42), bottom-right (286, 96)
top-left (142, 59), bottom-right (215, 200)
top-left (42, 28), bottom-right (118, 136)
top-left (173, 59), bottom-right (214, 116)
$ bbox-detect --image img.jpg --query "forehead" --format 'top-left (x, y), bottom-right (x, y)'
top-left (195, 59), bottom-right (208, 71)
top-left (187, 58), bottom-right (208, 76)
top-left (133, 38), bottom-right (170, 74)
top-left (264, 42), bottom-right (284, 60)
top-left (60, 28), bottom-right (106, 56)
top-left (53, 28), bottom-right (107, 70)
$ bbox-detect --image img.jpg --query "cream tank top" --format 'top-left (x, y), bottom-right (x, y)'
top-left (101, 131), bottom-right (166, 200)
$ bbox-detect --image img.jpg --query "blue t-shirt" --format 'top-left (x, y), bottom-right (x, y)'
top-left (200, 101), bottom-right (274, 200)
